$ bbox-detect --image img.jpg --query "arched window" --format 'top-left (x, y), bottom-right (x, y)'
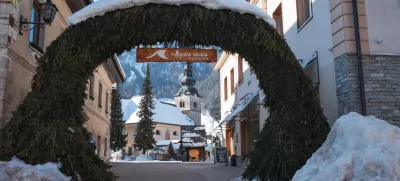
top-left (156, 130), bottom-right (161, 135)
top-left (173, 131), bottom-right (178, 136)
top-left (180, 101), bottom-right (185, 108)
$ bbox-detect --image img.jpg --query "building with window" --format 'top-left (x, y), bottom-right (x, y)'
top-left (214, 0), bottom-right (400, 167)
top-left (265, 0), bottom-right (400, 125)
top-left (213, 0), bottom-right (268, 166)
top-left (0, 0), bottom-right (125, 160)
top-left (122, 96), bottom-right (196, 156)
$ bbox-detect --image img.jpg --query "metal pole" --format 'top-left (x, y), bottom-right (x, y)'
top-left (352, 0), bottom-right (367, 116)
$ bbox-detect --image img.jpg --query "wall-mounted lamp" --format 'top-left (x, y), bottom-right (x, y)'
top-left (375, 38), bottom-right (383, 44)
top-left (19, 0), bottom-right (58, 35)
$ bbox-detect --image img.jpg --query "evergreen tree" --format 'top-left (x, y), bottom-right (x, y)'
top-left (134, 64), bottom-right (156, 154)
top-left (110, 85), bottom-right (127, 151)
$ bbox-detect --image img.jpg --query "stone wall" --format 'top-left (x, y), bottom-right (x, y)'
top-left (335, 54), bottom-right (400, 124)
top-left (0, 1), bottom-right (18, 127)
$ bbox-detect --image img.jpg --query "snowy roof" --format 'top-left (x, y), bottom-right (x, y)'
top-left (158, 98), bottom-right (175, 105)
top-left (68, 0), bottom-right (275, 27)
top-left (292, 112), bottom-right (400, 181)
top-left (156, 140), bottom-right (179, 146)
top-left (181, 125), bottom-right (207, 148)
top-left (122, 96), bottom-right (195, 125)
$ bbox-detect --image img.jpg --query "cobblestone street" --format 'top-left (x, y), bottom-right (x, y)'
top-left (111, 162), bottom-right (242, 181)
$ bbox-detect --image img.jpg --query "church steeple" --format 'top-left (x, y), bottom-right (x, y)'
top-left (180, 62), bottom-right (196, 87)
top-left (176, 62), bottom-right (201, 97)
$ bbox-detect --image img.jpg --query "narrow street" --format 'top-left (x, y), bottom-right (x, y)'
top-left (111, 162), bottom-right (242, 181)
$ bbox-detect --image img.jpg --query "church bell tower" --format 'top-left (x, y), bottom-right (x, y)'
top-left (174, 62), bottom-right (202, 125)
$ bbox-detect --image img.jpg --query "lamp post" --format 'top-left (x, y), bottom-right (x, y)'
top-left (19, 0), bottom-right (58, 35)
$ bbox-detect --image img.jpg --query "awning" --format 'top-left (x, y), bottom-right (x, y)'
top-left (215, 93), bottom-right (258, 128)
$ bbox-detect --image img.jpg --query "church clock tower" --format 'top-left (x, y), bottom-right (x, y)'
top-left (174, 62), bottom-right (202, 125)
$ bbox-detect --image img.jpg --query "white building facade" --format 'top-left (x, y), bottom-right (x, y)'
top-left (213, 0), bottom-right (269, 165)
top-left (214, 0), bottom-right (400, 166)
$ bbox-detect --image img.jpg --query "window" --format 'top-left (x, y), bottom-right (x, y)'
top-left (238, 56), bottom-right (244, 84)
top-left (296, 0), bottom-right (312, 29)
top-left (224, 77), bottom-right (228, 100)
top-left (29, 0), bottom-right (45, 52)
top-left (194, 102), bottom-right (197, 108)
top-left (230, 68), bottom-right (235, 94)
top-left (89, 75), bottom-right (94, 99)
top-left (173, 131), bottom-right (178, 136)
top-left (180, 101), bottom-right (185, 108)
top-left (165, 129), bottom-right (170, 140)
top-left (105, 92), bottom-right (109, 114)
top-left (156, 130), bottom-right (161, 135)
top-left (104, 138), bottom-right (108, 157)
top-left (273, 3), bottom-right (284, 37)
top-left (98, 83), bottom-right (102, 108)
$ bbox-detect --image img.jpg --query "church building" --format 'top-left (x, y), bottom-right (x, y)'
top-left (174, 62), bottom-right (202, 125)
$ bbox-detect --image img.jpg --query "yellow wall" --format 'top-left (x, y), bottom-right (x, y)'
top-left (84, 64), bottom-right (113, 160)
top-left (125, 123), bottom-right (181, 151)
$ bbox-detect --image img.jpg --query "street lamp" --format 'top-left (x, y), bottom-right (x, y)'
top-left (19, 0), bottom-right (58, 35)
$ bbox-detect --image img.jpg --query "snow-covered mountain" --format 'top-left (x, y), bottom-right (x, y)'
top-left (118, 49), bottom-right (215, 99)
top-left (117, 49), bottom-right (221, 114)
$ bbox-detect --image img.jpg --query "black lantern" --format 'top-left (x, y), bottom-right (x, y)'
top-left (19, 0), bottom-right (58, 35)
top-left (41, 0), bottom-right (57, 24)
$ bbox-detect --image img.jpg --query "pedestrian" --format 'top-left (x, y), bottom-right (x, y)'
top-left (182, 149), bottom-right (187, 162)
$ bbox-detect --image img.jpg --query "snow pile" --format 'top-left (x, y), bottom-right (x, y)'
top-left (135, 155), bottom-right (153, 161)
top-left (292, 112), bottom-right (400, 181)
top-left (0, 157), bottom-right (71, 181)
top-left (68, 0), bottom-right (275, 27)
top-left (111, 150), bottom-right (122, 157)
top-left (122, 96), bottom-right (195, 125)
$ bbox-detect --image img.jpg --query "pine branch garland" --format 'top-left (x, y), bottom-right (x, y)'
top-left (0, 4), bottom-right (329, 181)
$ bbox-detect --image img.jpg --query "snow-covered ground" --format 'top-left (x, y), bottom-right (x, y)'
top-left (292, 112), bottom-right (400, 181)
top-left (135, 155), bottom-right (153, 161)
top-left (68, 0), bottom-right (275, 27)
top-left (0, 157), bottom-right (71, 181)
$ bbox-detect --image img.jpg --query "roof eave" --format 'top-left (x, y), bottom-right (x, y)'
top-left (213, 51), bottom-right (229, 71)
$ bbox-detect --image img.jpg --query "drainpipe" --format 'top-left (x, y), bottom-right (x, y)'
top-left (352, 0), bottom-right (367, 116)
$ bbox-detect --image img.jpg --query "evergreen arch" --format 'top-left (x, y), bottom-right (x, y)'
top-left (0, 3), bottom-right (330, 181)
